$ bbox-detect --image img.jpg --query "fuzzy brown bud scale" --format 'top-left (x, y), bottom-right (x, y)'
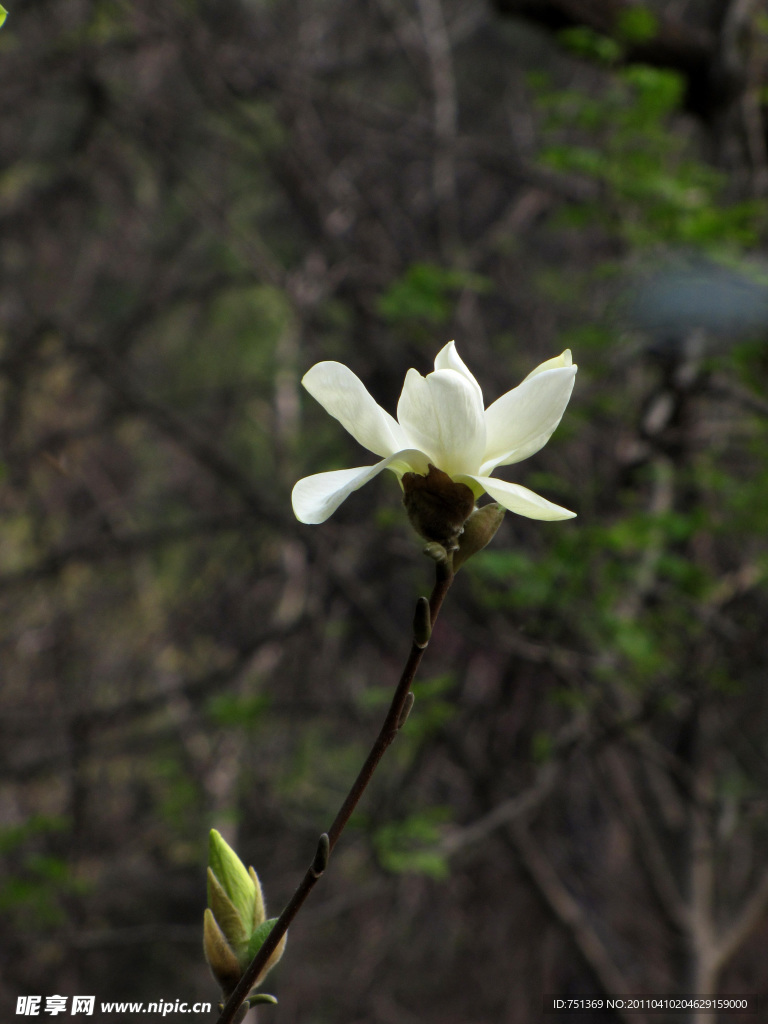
top-left (402, 465), bottom-right (475, 548)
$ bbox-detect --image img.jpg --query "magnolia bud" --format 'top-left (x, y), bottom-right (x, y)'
top-left (208, 830), bottom-right (263, 938)
top-left (453, 503), bottom-right (505, 570)
top-left (204, 830), bottom-right (286, 1002)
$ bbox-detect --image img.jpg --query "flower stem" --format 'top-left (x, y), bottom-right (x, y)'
top-left (214, 557), bottom-right (454, 1024)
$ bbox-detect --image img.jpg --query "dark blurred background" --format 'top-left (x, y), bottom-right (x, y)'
top-left (1, 1), bottom-right (768, 1022)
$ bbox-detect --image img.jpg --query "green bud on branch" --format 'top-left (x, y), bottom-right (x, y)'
top-left (208, 829), bottom-right (263, 933)
top-left (204, 830), bottom-right (286, 1004)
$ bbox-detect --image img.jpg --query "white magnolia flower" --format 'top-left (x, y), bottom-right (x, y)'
top-left (291, 342), bottom-right (577, 525)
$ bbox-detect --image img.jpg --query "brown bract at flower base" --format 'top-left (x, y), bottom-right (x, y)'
top-left (402, 464), bottom-right (476, 547)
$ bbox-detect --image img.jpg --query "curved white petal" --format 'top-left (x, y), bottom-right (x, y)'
top-left (462, 474), bottom-right (576, 521)
top-left (522, 348), bottom-right (573, 382)
top-left (434, 341), bottom-right (483, 401)
top-left (292, 449), bottom-right (430, 524)
top-left (397, 367), bottom-right (486, 477)
top-left (481, 364), bottom-right (576, 474)
top-left (302, 362), bottom-right (407, 459)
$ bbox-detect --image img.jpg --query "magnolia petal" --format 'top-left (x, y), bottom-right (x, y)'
top-left (397, 367), bottom-right (486, 477)
top-left (292, 449), bottom-right (430, 524)
top-left (481, 364), bottom-right (576, 474)
top-left (302, 361), bottom-right (407, 459)
top-left (433, 341), bottom-right (483, 401)
top-left (522, 348), bottom-right (573, 382)
top-left (463, 474), bottom-right (576, 521)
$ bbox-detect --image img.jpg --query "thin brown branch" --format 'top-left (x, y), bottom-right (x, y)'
top-left (438, 714), bottom-right (588, 857)
top-left (714, 861), bottom-right (768, 973)
top-left (687, 770), bottom-right (718, 998)
top-left (509, 820), bottom-right (647, 1024)
top-left (215, 557), bottom-right (455, 1024)
top-left (416, 0), bottom-right (459, 252)
top-left (602, 750), bottom-right (688, 932)
top-left (0, 517), bottom-right (244, 590)
top-left (61, 330), bottom-right (285, 528)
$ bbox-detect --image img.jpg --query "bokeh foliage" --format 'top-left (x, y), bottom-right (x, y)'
top-left (1, 1), bottom-right (767, 1021)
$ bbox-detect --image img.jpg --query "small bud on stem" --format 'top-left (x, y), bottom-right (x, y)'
top-left (205, 830), bottom-right (285, 1008)
top-left (397, 691), bottom-right (415, 729)
top-left (453, 503), bottom-right (506, 571)
top-left (312, 834), bottom-right (330, 878)
top-left (412, 596), bottom-right (431, 648)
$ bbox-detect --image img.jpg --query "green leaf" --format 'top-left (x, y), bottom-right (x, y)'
top-left (0, 7), bottom-right (7, 29)
top-left (531, 730), bottom-right (554, 764)
top-left (616, 7), bottom-right (658, 44)
top-left (373, 808), bottom-right (452, 879)
top-left (378, 264), bottom-right (491, 324)
top-left (557, 27), bottom-right (622, 64)
top-left (249, 994), bottom-right (278, 1006)
top-left (246, 916), bottom-right (280, 960)
top-left (206, 693), bottom-right (271, 728)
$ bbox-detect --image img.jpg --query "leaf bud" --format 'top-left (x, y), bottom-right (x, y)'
top-left (397, 692), bottom-right (415, 729)
top-left (453, 503), bottom-right (505, 570)
top-left (204, 830), bottom-right (286, 1003)
top-left (412, 596), bottom-right (431, 648)
top-left (312, 833), bottom-right (330, 878)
